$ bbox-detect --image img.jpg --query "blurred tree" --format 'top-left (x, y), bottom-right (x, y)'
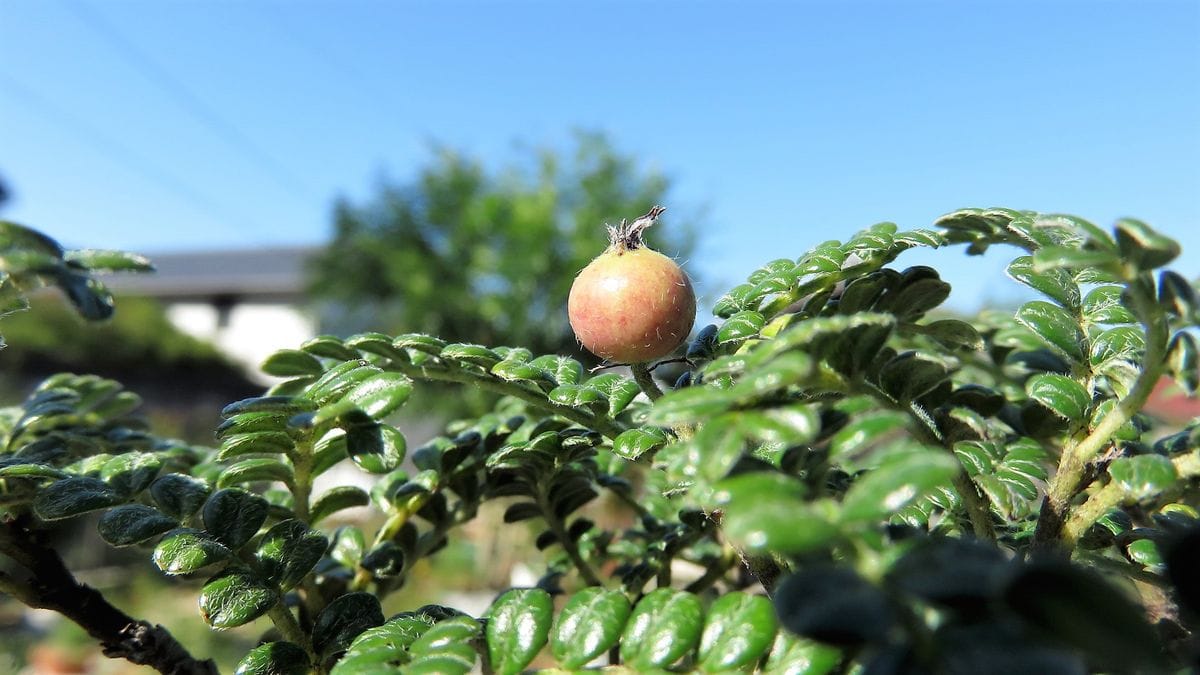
top-left (308, 132), bottom-right (700, 359)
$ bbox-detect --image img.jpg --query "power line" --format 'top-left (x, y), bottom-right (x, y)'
top-left (0, 71), bottom-right (260, 238)
top-left (61, 0), bottom-right (316, 203)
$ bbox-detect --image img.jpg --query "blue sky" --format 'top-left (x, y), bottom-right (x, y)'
top-left (2, 0), bottom-right (1197, 311)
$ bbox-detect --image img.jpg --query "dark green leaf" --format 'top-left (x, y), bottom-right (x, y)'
top-left (620, 588), bottom-right (704, 670)
top-left (1007, 256), bottom-right (1080, 309)
top-left (1032, 246), bottom-right (1120, 274)
top-left (222, 396), bottom-right (317, 417)
top-left (256, 519), bottom-right (328, 590)
top-left (149, 473), bottom-right (211, 520)
top-left (1114, 218), bottom-right (1180, 271)
top-left (1082, 285), bottom-right (1136, 325)
top-left (1002, 561), bottom-right (1166, 671)
top-left (828, 410), bottom-right (910, 465)
top-left (774, 566), bottom-right (895, 646)
top-left (97, 504), bottom-right (177, 546)
top-left (486, 588), bottom-right (553, 675)
top-left (877, 351), bottom-right (952, 403)
top-left (406, 616), bottom-right (480, 674)
top-left (1167, 331), bottom-right (1199, 395)
top-left (922, 319), bottom-right (984, 351)
top-left (1016, 301), bottom-right (1086, 363)
top-left (33, 476), bottom-right (123, 521)
top-left (585, 373), bottom-right (641, 416)
top-left (199, 567), bottom-right (278, 628)
top-left (1025, 374), bottom-right (1091, 421)
top-left (313, 592), bottom-right (386, 659)
top-left (202, 488), bottom-right (269, 549)
top-left (300, 335), bottom-right (359, 360)
top-left (1108, 455), bottom-right (1177, 501)
top-left (840, 450), bottom-right (959, 524)
top-left (551, 587), bottom-right (633, 668)
top-left (218, 458), bottom-right (294, 488)
top-left (347, 423), bottom-right (407, 474)
top-left (153, 529), bottom-right (232, 575)
top-left (311, 486), bottom-right (370, 525)
top-left (101, 452), bottom-right (162, 496)
top-left (261, 349), bottom-right (325, 377)
top-left (218, 432), bottom-right (295, 461)
top-left (234, 642), bottom-right (310, 675)
top-left (1158, 270), bottom-right (1199, 322)
top-left (718, 310), bottom-right (766, 343)
top-left (331, 615), bottom-right (435, 673)
top-left (697, 592), bottom-right (778, 672)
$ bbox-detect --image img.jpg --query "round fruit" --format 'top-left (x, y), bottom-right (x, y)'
top-left (568, 207), bottom-right (696, 363)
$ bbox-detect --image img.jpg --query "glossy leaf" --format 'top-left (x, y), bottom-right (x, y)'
top-left (718, 310), bottom-right (766, 343)
top-left (1025, 374), bottom-right (1091, 421)
top-left (331, 615), bottom-right (435, 673)
top-left (1108, 455), bottom-right (1178, 501)
top-left (97, 504), bottom-right (177, 546)
top-left (347, 423), bottom-right (407, 474)
top-left (840, 450), bottom-right (958, 524)
top-left (585, 373), bottom-right (641, 416)
top-left (762, 632), bottom-right (841, 675)
top-left (33, 476), bottom-right (123, 521)
top-left (199, 568), bottom-right (278, 628)
top-left (713, 473), bottom-right (838, 554)
top-left (1016, 301), bottom-right (1086, 363)
top-left (406, 616), bottom-right (480, 674)
top-left (217, 457), bottom-right (294, 488)
top-left (1082, 285), bottom-right (1136, 325)
top-left (313, 592), bottom-right (386, 659)
top-left (486, 588), bottom-right (553, 675)
top-left (647, 385), bottom-right (734, 425)
top-left (1113, 218), bottom-right (1180, 271)
top-left (698, 592), bottom-right (778, 672)
top-left (551, 587), bottom-right (633, 668)
top-left (153, 529), bottom-right (233, 575)
top-left (1167, 331), bottom-right (1199, 395)
top-left (613, 427), bottom-right (670, 461)
top-left (256, 519), bottom-right (328, 590)
top-left (101, 452), bottom-right (163, 495)
top-left (620, 588), bottom-right (704, 670)
top-left (311, 486), bottom-right (370, 525)
top-left (202, 488), bottom-right (270, 549)
top-left (234, 642), bottom-right (310, 675)
top-left (1007, 256), bottom-right (1080, 309)
top-left (261, 349), bottom-right (325, 377)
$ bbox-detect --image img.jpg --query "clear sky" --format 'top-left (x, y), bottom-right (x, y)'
top-left (2, 0), bottom-right (1197, 311)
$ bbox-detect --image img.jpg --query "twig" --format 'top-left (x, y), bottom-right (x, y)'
top-left (630, 363), bottom-right (664, 401)
top-left (0, 519), bottom-right (218, 675)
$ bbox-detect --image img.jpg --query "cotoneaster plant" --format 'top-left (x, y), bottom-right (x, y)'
top-left (0, 208), bottom-right (1198, 675)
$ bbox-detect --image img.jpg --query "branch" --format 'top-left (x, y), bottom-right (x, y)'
top-left (630, 362), bottom-right (664, 401)
top-left (0, 520), bottom-right (218, 675)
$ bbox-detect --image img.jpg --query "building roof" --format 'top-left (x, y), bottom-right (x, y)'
top-left (105, 246), bottom-right (319, 302)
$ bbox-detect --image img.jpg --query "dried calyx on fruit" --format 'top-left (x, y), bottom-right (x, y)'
top-left (568, 206), bottom-right (697, 364)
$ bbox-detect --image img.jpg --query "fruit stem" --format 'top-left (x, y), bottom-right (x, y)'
top-left (630, 362), bottom-right (664, 401)
top-left (607, 205), bottom-right (665, 253)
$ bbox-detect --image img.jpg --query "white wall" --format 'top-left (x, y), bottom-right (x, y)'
top-left (166, 302), bottom-right (317, 383)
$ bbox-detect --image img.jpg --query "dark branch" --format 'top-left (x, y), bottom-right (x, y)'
top-left (0, 519), bottom-right (218, 675)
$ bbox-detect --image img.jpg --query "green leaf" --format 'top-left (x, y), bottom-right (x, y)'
top-left (1108, 455), bottom-right (1178, 501)
top-left (313, 592), bottom-right (385, 659)
top-left (33, 476), bottom-right (123, 521)
top-left (261, 349), bottom-right (325, 377)
top-left (347, 423), bottom-right (407, 473)
top-left (840, 450), bottom-right (959, 524)
top-left (0, 220), bottom-right (65, 256)
top-left (1167, 331), bottom-right (1199, 395)
top-left (360, 542), bottom-right (406, 578)
top-left (585, 373), bottom-right (641, 416)
top-left (718, 310), bottom-right (766, 343)
top-left (1002, 561), bottom-right (1167, 672)
top-left (218, 458), bottom-right (294, 488)
top-left (440, 343), bottom-right (502, 368)
top-left (0, 463), bottom-right (67, 479)
top-left (308, 372), bottom-right (414, 426)
top-left (1114, 218), bottom-right (1180, 271)
top-left (216, 411), bottom-right (290, 439)
top-left (149, 473), bottom-right (211, 520)
top-left (222, 396), bottom-right (317, 417)
top-left (1016, 301), bottom-right (1086, 363)
top-left (234, 642), bottom-right (310, 675)
top-left (199, 567), bottom-right (278, 628)
top-left (101, 452), bottom-right (162, 496)
top-left (345, 332), bottom-right (410, 361)
top-left (393, 333), bottom-right (446, 354)
top-left (774, 566), bottom-right (895, 646)
top-left (202, 488), bottom-right (270, 549)
top-left (55, 270), bottom-right (115, 320)
top-left (256, 519), bottom-right (328, 590)
top-left (1082, 285), bottom-right (1136, 325)
top-left (311, 486), bottom-right (370, 525)
top-left (97, 504), bottom-right (177, 546)
top-left (647, 385), bottom-right (734, 425)
top-left (713, 473), bottom-right (838, 554)
top-left (1025, 374), bottom-right (1091, 421)
top-left (613, 427), bottom-right (670, 461)
top-left (697, 592), bottom-right (778, 672)
top-left (300, 335), bottom-right (359, 360)
top-left (486, 588), bottom-right (553, 675)
top-left (922, 319), bottom-right (984, 351)
top-left (763, 632), bottom-right (841, 675)
top-left (62, 248), bottom-right (152, 272)
top-left (332, 615), bottom-right (435, 672)
top-left (1007, 256), bottom-right (1080, 309)
top-left (620, 588), bottom-right (704, 670)
top-left (153, 529), bottom-right (233, 575)
top-left (218, 431), bottom-right (295, 461)
top-left (547, 384), bottom-right (608, 414)
top-left (877, 351), bottom-right (952, 403)
top-left (406, 616), bottom-right (480, 674)
top-left (330, 526), bottom-right (365, 569)
top-left (1032, 246), bottom-right (1120, 274)
top-left (551, 587), bottom-right (633, 668)
top-left (530, 355), bottom-right (584, 386)
top-left (828, 411), bottom-right (910, 466)
top-left (888, 277), bottom-right (951, 321)
top-left (491, 360), bottom-right (555, 387)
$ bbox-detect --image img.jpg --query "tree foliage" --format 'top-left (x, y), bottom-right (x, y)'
top-left (307, 132), bottom-right (698, 359)
top-left (1, 209), bottom-right (1199, 674)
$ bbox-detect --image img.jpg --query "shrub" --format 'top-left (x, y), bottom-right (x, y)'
top-left (0, 209), bottom-right (1197, 674)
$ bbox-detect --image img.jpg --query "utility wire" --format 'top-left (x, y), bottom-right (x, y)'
top-left (0, 71), bottom-right (259, 238)
top-left (61, 0), bottom-right (316, 203)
